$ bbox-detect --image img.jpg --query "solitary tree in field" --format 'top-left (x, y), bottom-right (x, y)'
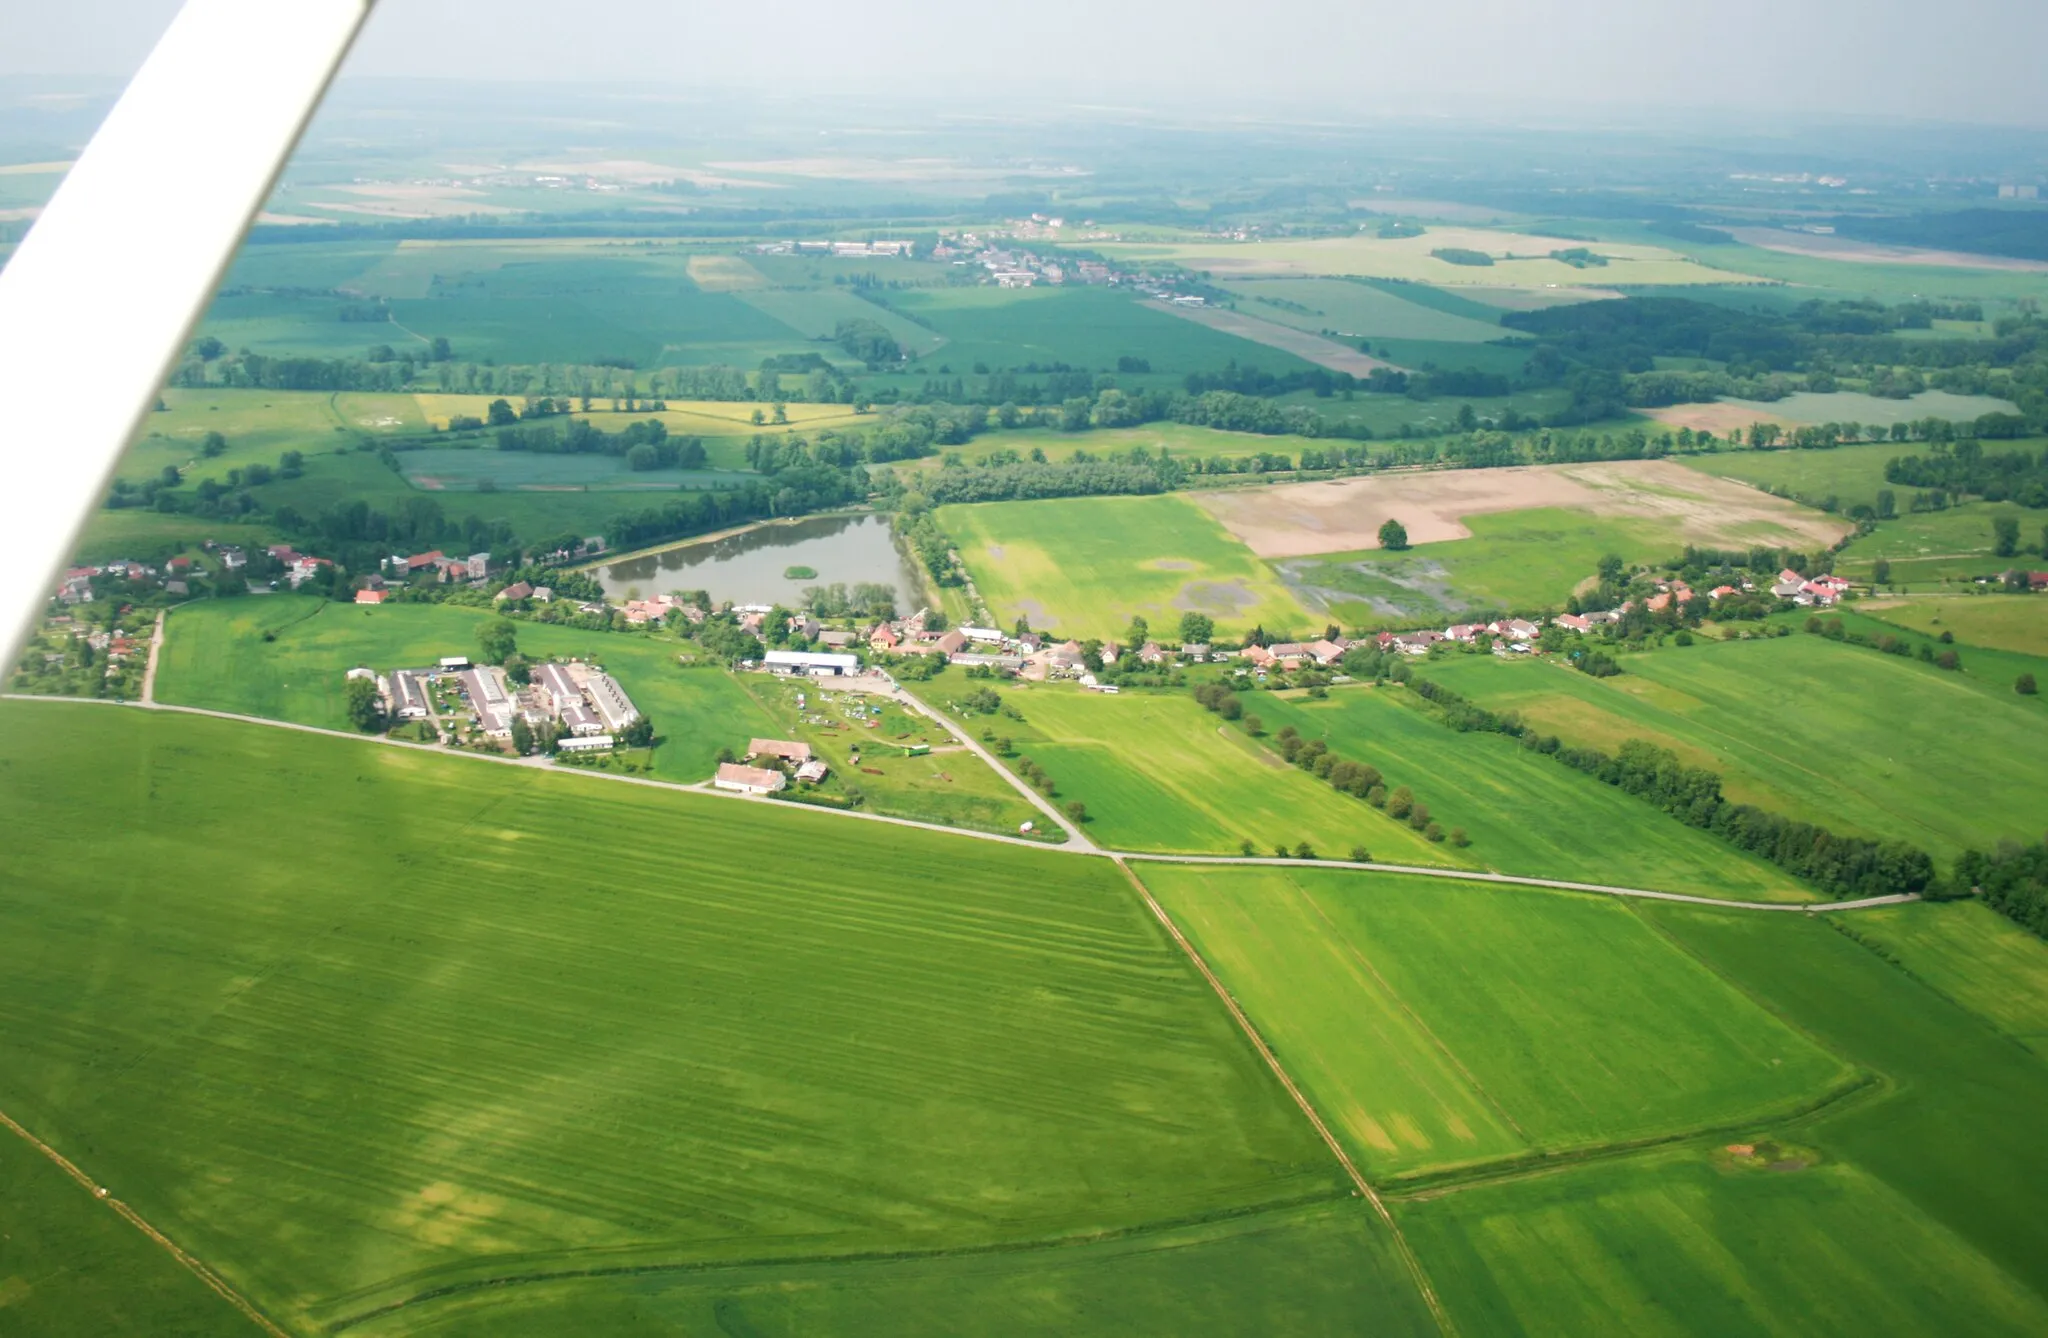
top-left (1064, 800), bottom-right (1088, 824)
top-left (1994, 517), bottom-right (2021, 558)
top-left (478, 618), bottom-right (518, 666)
top-left (1873, 559), bottom-right (1891, 585)
top-left (1378, 518), bottom-right (1410, 551)
top-left (344, 676), bottom-right (384, 734)
top-left (2019, 673), bottom-right (2039, 697)
top-left (200, 430), bottom-right (227, 458)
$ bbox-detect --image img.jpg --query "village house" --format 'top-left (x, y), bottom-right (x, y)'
top-left (868, 623), bottom-right (901, 652)
top-left (1181, 643), bottom-right (1209, 662)
top-left (1047, 640), bottom-right (1085, 673)
top-left (495, 581), bottom-right (534, 602)
top-left (1305, 638), bottom-right (1346, 666)
top-left (795, 759), bottom-right (830, 784)
top-left (1445, 624), bottom-right (1482, 644)
top-left (354, 589), bottom-right (387, 606)
top-left (714, 762), bottom-right (786, 796)
top-left (749, 738), bottom-right (813, 765)
top-left (1138, 641), bottom-right (1168, 665)
top-left (1553, 613), bottom-right (1593, 634)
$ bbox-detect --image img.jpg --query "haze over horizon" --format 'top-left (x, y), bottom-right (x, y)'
top-left (5, 0), bottom-right (2048, 129)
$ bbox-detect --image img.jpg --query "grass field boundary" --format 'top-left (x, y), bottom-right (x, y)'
top-left (1379, 1068), bottom-right (1880, 1202)
top-left (1113, 857), bottom-right (1457, 1337)
top-left (0, 1104), bottom-right (284, 1338)
top-left (321, 1190), bottom-right (1353, 1333)
top-left (1, 695), bottom-right (1925, 915)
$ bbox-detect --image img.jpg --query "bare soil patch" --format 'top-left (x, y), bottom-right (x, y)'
top-left (1641, 402), bottom-right (1794, 435)
top-left (1725, 226), bottom-right (2048, 274)
top-left (1200, 460), bottom-right (1848, 559)
top-left (1143, 300), bottom-right (1395, 374)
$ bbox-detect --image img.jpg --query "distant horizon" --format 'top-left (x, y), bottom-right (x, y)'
top-left (5, 0), bottom-right (2048, 131)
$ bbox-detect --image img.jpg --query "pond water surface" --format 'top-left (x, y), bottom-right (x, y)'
top-left (593, 513), bottom-right (924, 610)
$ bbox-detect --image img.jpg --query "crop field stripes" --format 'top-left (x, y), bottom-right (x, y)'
top-left (320, 1193), bottom-right (1351, 1334)
top-left (0, 695), bottom-right (1925, 915)
top-left (0, 1104), bottom-right (286, 1337)
top-left (1112, 857), bottom-right (1458, 1338)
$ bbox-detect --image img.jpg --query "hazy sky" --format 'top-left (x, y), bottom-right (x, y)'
top-left (8, 0), bottom-right (2048, 126)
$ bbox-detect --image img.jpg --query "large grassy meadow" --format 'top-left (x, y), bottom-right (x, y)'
top-left (1836, 501), bottom-right (2042, 584)
top-left (1421, 634), bottom-right (2048, 862)
top-left (936, 493), bottom-right (1319, 641)
top-left (1845, 901), bottom-right (2048, 1057)
top-left (1860, 595), bottom-right (2048, 657)
top-left (957, 682), bottom-right (1454, 863)
top-left (1217, 277), bottom-right (1509, 343)
top-left (1140, 865), bottom-right (1851, 1179)
top-left (1251, 687), bottom-right (1804, 900)
top-left (0, 703), bottom-right (1380, 1334)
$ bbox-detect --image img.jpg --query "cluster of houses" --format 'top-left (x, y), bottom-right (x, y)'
top-left (753, 239), bottom-right (915, 259)
top-left (370, 655), bottom-right (639, 751)
top-left (714, 737), bottom-right (829, 796)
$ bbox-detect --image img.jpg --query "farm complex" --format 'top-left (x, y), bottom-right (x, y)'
top-left (7, 66), bottom-right (2048, 1338)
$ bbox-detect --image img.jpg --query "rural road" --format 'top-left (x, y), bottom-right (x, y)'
top-left (4, 690), bottom-right (1916, 916)
top-left (139, 610), bottom-right (166, 705)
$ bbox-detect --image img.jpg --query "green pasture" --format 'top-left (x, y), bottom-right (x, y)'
top-left (1268, 383), bottom-right (1578, 437)
top-left (936, 493), bottom-right (1317, 641)
top-left (1836, 501), bottom-right (2041, 584)
top-left (119, 388), bottom-right (424, 485)
top-left (1680, 441), bottom-right (1904, 513)
top-left (395, 446), bottom-right (751, 492)
top-left (1091, 234), bottom-right (1757, 288)
top-left (1646, 904), bottom-right (2048, 1301)
top-left (1280, 508), bottom-right (1676, 628)
top-left (0, 703), bottom-right (1349, 1332)
top-left (1861, 594), bottom-right (2048, 656)
top-left (0, 1129), bottom-right (263, 1336)
top-left (882, 286), bottom-right (1317, 375)
top-left (1422, 636), bottom-right (2048, 863)
top-left (1140, 865), bottom-right (1849, 1178)
top-left (1642, 233), bottom-right (2048, 306)
top-left (733, 285), bottom-right (945, 357)
top-left (155, 596), bottom-right (780, 783)
top-left (957, 683), bottom-right (1451, 864)
top-left (1399, 1146), bottom-right (2048, 1338)
top-left (737, 674), bottom-right (1045, 837)
top-left (354, 1199), bottom-right (1435, 1337)
top-left (916, 421), bottom-right (1333, 468)
top-left (72, 510), bottom-right (277, 567)
top-left (1216, 277), bottom-right (1508, 343)
top-left (1251, 687), bottom-right (1804, 900)
top-left (1846, 901), bottom-right (2048, 1057)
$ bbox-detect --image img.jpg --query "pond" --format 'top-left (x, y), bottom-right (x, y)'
top-left (592, 513), bottom-right (926, 611)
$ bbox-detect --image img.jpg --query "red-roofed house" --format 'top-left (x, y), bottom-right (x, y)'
top-left (355, 589), bottom-right (387, 606)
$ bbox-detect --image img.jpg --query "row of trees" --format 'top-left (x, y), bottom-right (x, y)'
top-left (1409, 677), bottom-right (1936, 898)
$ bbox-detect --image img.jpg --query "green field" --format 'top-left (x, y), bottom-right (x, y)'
top-left (1644, 904), bottom-right (2048, 1302)
top-left (1679, 441), bottom-right (1905, 513)
top-left (350, 1199), bottom-right (1433, 1337)
top-left (732, 285), bottom-right (946, 357)
top-left (1399, 1147), bottom-right (2048, 1338)
top-left (0, 703), bottom-right (1378, 1334)
top-left (0, 1128), bottom-right (263, 1335)
top-left (154, 596), bottom-right (777, 782)
top-left (1836, 501), bottom-right (2042, 584)
top-left (1421, 635), bottom-right (2048, 863)
top-left (121, 389), bottom-right (425, 485)
top-left (1861, 594), bottom-right (2048, 656)
top-left (951, 682), bottom-right (1452, 865)
top-left (72, 509), bottom-right (278, 566)
top-left (1250, 687), bottom-right (1804, 900)
top-left (937, 493), bottom-right (1318, 641)
top-left (1846, 901), bottom-right (2048, 1056)
top-left (1281, 508), bottom-right (1677, 627)
top-left (883, 285), bottom-right (1315, 376)
top-left (1217, 277), bottom-right (1510, 343)
top-left (395, 446), bottom-right (750, 491)
top-left (1140, 865), bottom-right (1851, 1178)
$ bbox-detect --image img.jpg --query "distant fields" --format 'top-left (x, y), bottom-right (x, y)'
top-left (1679, 441), bottom-right (1904, 513)
top-left (395, 447), bottom-right (749, 492)
top-left (1420, 636), bottom-right (2048, 863)
top-left (937, 494), bottom-right (1318, 641)
top-left (963, 683), bottom-right (1451, 865)
top-left (882, 286), bottom-right (1316, 376)
top-left (0, 703), bottom-right (1366, 1334)
top-left (1217, 276), bottom-right (1510, 343)
top-left (1139, 865), bottom-right (1851, 1178)
top-left (732, 285), bottom-right (946, 357)
top-left (1251, 688), bottom-right (1803, 900)
top-left (1835, 501), bottom-right (2041, 584)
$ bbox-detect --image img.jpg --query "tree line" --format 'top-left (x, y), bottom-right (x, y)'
top-left (1408, 676), bottom-right (1937, 898)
